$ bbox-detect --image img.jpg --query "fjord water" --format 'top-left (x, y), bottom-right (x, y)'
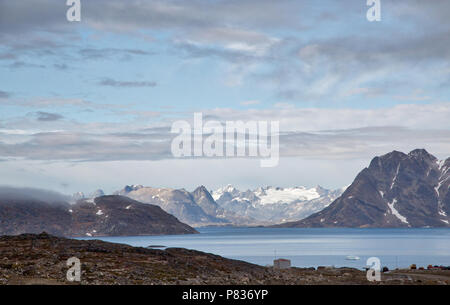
top-left (81, 227), bottom-right (450, 269)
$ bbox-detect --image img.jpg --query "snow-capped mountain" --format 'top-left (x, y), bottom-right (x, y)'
top-left (212, 185), bottom-right (344, 223)
top-left (108, 184), bottom-right (342, 226)
top-left (276, 149), bottom-right (450, 228)
top-left (113, 185), bottom-right (234, 226)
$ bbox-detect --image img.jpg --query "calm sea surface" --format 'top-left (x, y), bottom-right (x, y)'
top-left (79, 227), bottom-right (450, 269)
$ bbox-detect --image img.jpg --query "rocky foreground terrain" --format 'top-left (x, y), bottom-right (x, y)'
top-left (0, 233), bottom-right (448, 285)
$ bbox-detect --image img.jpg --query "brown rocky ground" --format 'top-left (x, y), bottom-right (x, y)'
top-left (0, 232), bottom-right (448, 285)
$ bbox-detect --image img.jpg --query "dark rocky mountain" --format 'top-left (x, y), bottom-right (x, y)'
top-left (0, 190), bottom-right (198, 236)
top-left (0, 187), bottom-right (71, 236)
top-left (70, 196), bottom-right (198, 236)
top-left (276, 149), bottom-right (450, 228)
top-left (0, 198), bottom-right (71, 236)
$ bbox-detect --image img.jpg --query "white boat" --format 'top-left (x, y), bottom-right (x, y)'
top-left (345, 256), bottom-right (360, 260)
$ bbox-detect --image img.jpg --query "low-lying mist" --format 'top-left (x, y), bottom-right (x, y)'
top-left (0, 186), bottom-right (70, 205)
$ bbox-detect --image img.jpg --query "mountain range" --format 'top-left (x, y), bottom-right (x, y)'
top-left (109, 184), bottom-right (343, 226)
top-left (113, 185), bottom-right (235, 226)
top-left (212, 185), bottom-right (344, 224)
top-left (1, 148), bottom-right (448, 233)
top-left (275, 149), bottom-right (450, 228)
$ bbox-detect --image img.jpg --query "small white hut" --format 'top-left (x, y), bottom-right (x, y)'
top-left (274, 258), bottom-right (291, 269)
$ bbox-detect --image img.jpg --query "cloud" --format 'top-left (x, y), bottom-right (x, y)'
top-left (0, 1), bottom-right (68, 37)
top-left (273, 102), bottom-right (295, 109)
top-left (279, 127), bottom-right (450, 160)
top-left (78, 48), bottom-right (155, 60)
top-left (267, 26), bottom-right (450, 101)
top-left (6, 97), bottom-right (128, 110)
top-left (394, 89), bottom-right (432, 102)
top-left (0, 52), bottom-right (16, 60)
top-left (343, 87), bottom-right (384, 99)
top-left (1, 0), bottom-right (450, 193)
top-left (0, 186), bottom-right (70, 204)
top-left (8, 61), bottom-right (45, 69)
top-left (1, 0), bottom-right (449, 102)
top-left (0, 0), bottom-right (286, 66)
top-left (0, 90), bottom-right (10, 99)
top-left (174, 41), bottom-right (256, 62)
top-left (30, 111), bottom-right (64, 122)
top-left (0, 130), bottom-right (172, 162)
top-left (115, 110), bottom-right (161, 119)
top-left (0, 124), bottom-right (449, 164)
top-left (98, 78), bottom-right (157, 88)
top-left (0, 103), bottom-right (449, 163)
top-left (53, 63), bottom-right (68, 70)
top-left (0, 36), bottom-right (71, 66)
top-left (241, 100), bottom-right (260, 106)
top-left (0, 0), bottom-right (304, 35)
top-left (175, 27), bottom-right (280, 60)
top-left (201, 103), bottom-right (450, 131)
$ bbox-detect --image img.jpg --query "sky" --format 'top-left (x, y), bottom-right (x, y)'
top-left (0, 0), bottom-right (449, 195)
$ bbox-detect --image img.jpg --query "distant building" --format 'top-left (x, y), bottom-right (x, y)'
top-left (274, 258), bottom-right (291, 269)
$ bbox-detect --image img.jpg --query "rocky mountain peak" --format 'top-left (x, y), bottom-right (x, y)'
top-left (368, 151), bottom-right (406, 173)
top-left (408, 148), bottom-right (437, 163)
top-left (315, 185), bottom-right (328, 195)
top-left (193, 185), bottom-right (209, 195)
top-left (193, 186), bottom-right (217, 205)
top-left (114, 185), bottom-right (143, 195)
top-left (276, 149), bottom-right (450, 228)
top-left (381, 150), bottom-right (407, 160)
top-left (191, 186), bottom-right (221, 217)
top-left (408, 148), bottom-right (434, 158)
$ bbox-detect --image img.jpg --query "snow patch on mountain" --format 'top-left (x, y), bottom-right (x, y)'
top-left (258, 187), bottom-right (320, 205)
top-left (212, 185), bottom-right (343, 223)
top-left (387, 198), bottom-right (409, 224)
top-left (212, 184), bottom-right (240, 201)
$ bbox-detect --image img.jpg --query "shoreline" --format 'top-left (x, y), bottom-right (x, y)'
top-left (75, 227), bottom-right (450, 270)
top-left (0, 232), bottom-right (449, 285)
